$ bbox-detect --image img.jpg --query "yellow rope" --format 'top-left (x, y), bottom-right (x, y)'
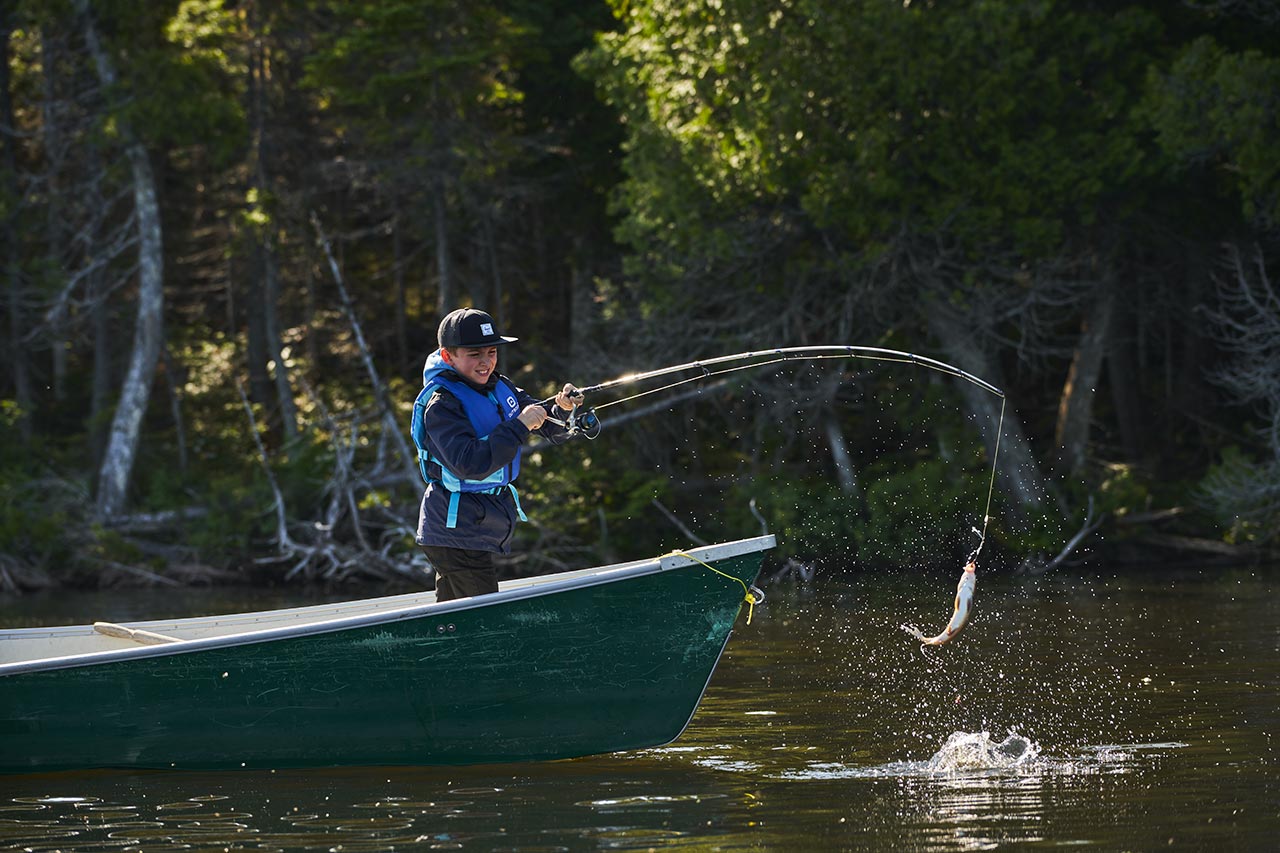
top-left (666, 550), bottom-right (760, 624)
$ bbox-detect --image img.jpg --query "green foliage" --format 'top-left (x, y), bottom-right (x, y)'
top-left (3, 0), bottom-right (1279, 591)
top-left (303, 0), bottom-right (528, 173)
top-left (1094, 462), bottom-right (1155, 521)
top-left (739, 477), bottom-right (859, 560)
top-left (86, 525), bottom-right (145, 566)
top-left (853, 456), bottom-right (984, 569)
top-left (1143, 36), bottom-right (1280, 224)
top-left (1199, 446), bottom-right (1280, 544)
top-left (516, 442), bottom-right (668, 561)
top-left (179, 471), bottom-right (271, 561)
top-left (0, 403), bottom-right (70, 569)
top-left (0, 400), bottom-right (27, 440)
top-left (584, 0), bottom-right (1162, 269)
top-left (0, 412), bottom-right (95, 578)
top-left (0, 476), bottom-right (76, 571)
top-left (72, 0), bottom-right (248, 162)
top-left (722, 453), bottom-right (986, 570)
top-left (714, 372), bottom-right (997, 569)
top-left (272, 433), bottom-right (337, 521)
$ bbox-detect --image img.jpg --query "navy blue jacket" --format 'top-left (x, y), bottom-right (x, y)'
top-left (414, 371), bottom-right (570, 552)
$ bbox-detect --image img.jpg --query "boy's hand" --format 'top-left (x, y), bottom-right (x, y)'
top-left (555, 384), bottom-right (583, 411)
top-left (518, 404), bottom-right (549, 430)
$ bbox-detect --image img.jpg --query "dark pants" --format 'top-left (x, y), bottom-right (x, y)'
top-left (421, 545), bottom-right (500, 602)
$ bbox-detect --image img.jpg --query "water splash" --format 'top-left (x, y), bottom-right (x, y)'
top-left (764, 732), bottom-right (1189, 780)
top-left (925, 730), bottom-right (1039, 771)
top-left (768, 730), bottom-right (1049, 780)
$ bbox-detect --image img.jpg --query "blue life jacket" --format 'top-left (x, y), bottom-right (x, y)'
top-left (410, 349), bottom-right (527, 528)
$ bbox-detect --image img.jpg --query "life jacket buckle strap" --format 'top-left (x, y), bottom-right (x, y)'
top-left (431, 480), bottom-right (527, 528)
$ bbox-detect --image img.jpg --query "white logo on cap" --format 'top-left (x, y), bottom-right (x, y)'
top-left (481, 323), bottom-right (494, 336)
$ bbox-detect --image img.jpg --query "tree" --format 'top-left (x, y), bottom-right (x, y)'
top-left (1144, 35), bottom-right (1280, 227)
top-left (1201, 245), bottom-right (1280, 542)
top-left (0, 3), bottom-right (32, 440)
top-left (240, 0), bottom-right (298, 440)
top-left (581, 0), bottom-right (1165, 520)
top-left (39, 0), bottom-right (243, 518)
top-left (1055, 286), bottom-right (1116, 476)
top-left (303, 0), bottom-right (530, 319)
top-left (76, 0), bottom-right (168, 519)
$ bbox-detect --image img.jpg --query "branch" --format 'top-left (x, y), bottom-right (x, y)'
top-left (237, 378), bottom-right (293, 554)
top-left (40, 221), bottom-right (139, 327)
top-left (650, 498), bottom-right (707, 546)
top-left (1027, 496), bottom-right (1105, 574)
top-left (311, 210), bottom-right (421, 491)
top-left (1133, 532), bottom-right (1253, 557)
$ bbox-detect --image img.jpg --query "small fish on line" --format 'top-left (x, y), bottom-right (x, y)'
top-left (902, 560), bottom-right (976, 646)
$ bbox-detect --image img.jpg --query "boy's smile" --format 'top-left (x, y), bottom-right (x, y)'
top-left (444, 346), bottom-right (499, 386)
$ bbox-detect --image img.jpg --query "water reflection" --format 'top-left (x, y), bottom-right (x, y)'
top-left (0, 787), bottom-right (532, 851)
top-left (0, 762), bottom-right (782, 851)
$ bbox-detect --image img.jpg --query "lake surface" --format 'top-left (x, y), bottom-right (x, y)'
top-left (1, 560), bottom-right (1277, 850)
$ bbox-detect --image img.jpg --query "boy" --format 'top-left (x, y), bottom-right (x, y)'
top-left (412, 308), bottom-right (581, 601)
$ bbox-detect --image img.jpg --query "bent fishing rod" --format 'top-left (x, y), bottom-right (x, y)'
top-left (541, 344), bottom-right (1003, 424)
top-left (539, 344), bottom-right (1007, 560)
top-left (551, 345), bottom-right (1001, 401)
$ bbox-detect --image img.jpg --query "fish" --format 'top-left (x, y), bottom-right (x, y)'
top-left (902, 560), bottom-right (976, 646)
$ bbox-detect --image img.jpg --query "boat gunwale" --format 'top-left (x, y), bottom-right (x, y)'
top-left (0, 535), bottom-right (774, 677)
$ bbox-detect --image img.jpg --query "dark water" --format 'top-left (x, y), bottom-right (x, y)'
top-left (2, 562), bottom-right (1277, 850)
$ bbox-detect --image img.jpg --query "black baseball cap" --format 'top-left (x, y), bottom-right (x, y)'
top-left (437, 308), bottom-right (518, 348)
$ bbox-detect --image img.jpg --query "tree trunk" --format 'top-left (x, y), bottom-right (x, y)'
top-left (482, 210), bottom-right (505, 330)
top-left (80, 1), bottom-right (166, 519)
top-left (822, 417), bottom-right (859, 496)
top-left (161, 347), bottom-right (188, 475)
top-left (1171, 275), bottom-right (1210, 424)
top-left (432, 181), bottom-right (453, 314)
top-left (926, 302), bottom-right (1056, 515)
top-left (248, 8), bottom-right (297, 442)
top-left (1055, 286), bottom-right (1115, 474)
top-left (245, 249), bottom-right (272, 405)
top-left (263, 246), bottom-right (298, 441)
top-left (89, 273), bottom-right (111, 471)
top-left (86, 139), bottom-right (111, 470)
top-left (95, 140), bottom-right (164, 518)
top-left (569, 236), bottom-right (590, 365)
top-left (1107, 291), bottom-right (1144, 463)
top-left (0, 13), bottom-right (31, 439)
top-left (40, 30), bottom-right (69, 403)
top-left (392, 210), bottom-right (408, 369)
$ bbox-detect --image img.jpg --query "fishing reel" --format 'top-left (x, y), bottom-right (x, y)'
top-left (566, 405), bottom-right (602, 439)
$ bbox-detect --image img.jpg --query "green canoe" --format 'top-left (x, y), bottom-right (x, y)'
top-left (0, 536), bottom-right (772, 773)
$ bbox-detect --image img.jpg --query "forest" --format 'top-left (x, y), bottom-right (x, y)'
top-left (1, 0), bottom-right (1278, 592)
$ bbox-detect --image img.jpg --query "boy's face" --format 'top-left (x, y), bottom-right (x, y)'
top-left (444, 346), bottom-right (499, 385)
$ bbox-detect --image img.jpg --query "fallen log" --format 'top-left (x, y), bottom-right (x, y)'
top-left (99, 507), bottom-right (208, 533)
top-left (1132, 532), bottom-right (1252, 558)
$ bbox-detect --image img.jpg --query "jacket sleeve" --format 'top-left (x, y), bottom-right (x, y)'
top-left (422, 390), bottom-right (531, 480)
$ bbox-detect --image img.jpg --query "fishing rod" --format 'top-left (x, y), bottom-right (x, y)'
top-left (541, 345), bottom-right (1003, 431)
top-left (540, 343), bottom-right (1007, 559)
top-left (547, 345), bottom-right (1003, 403)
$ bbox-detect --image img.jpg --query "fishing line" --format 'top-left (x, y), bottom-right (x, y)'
top-left (544, 345), bottom-right (1006, 555)
top-left (556, 345), bottom-right (1004, 398)
top-left (974, 396), bottom-right (1006, 559)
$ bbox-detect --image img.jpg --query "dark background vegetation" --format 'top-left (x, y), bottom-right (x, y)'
top-left (1, 0), bottom-right (1278, 592)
